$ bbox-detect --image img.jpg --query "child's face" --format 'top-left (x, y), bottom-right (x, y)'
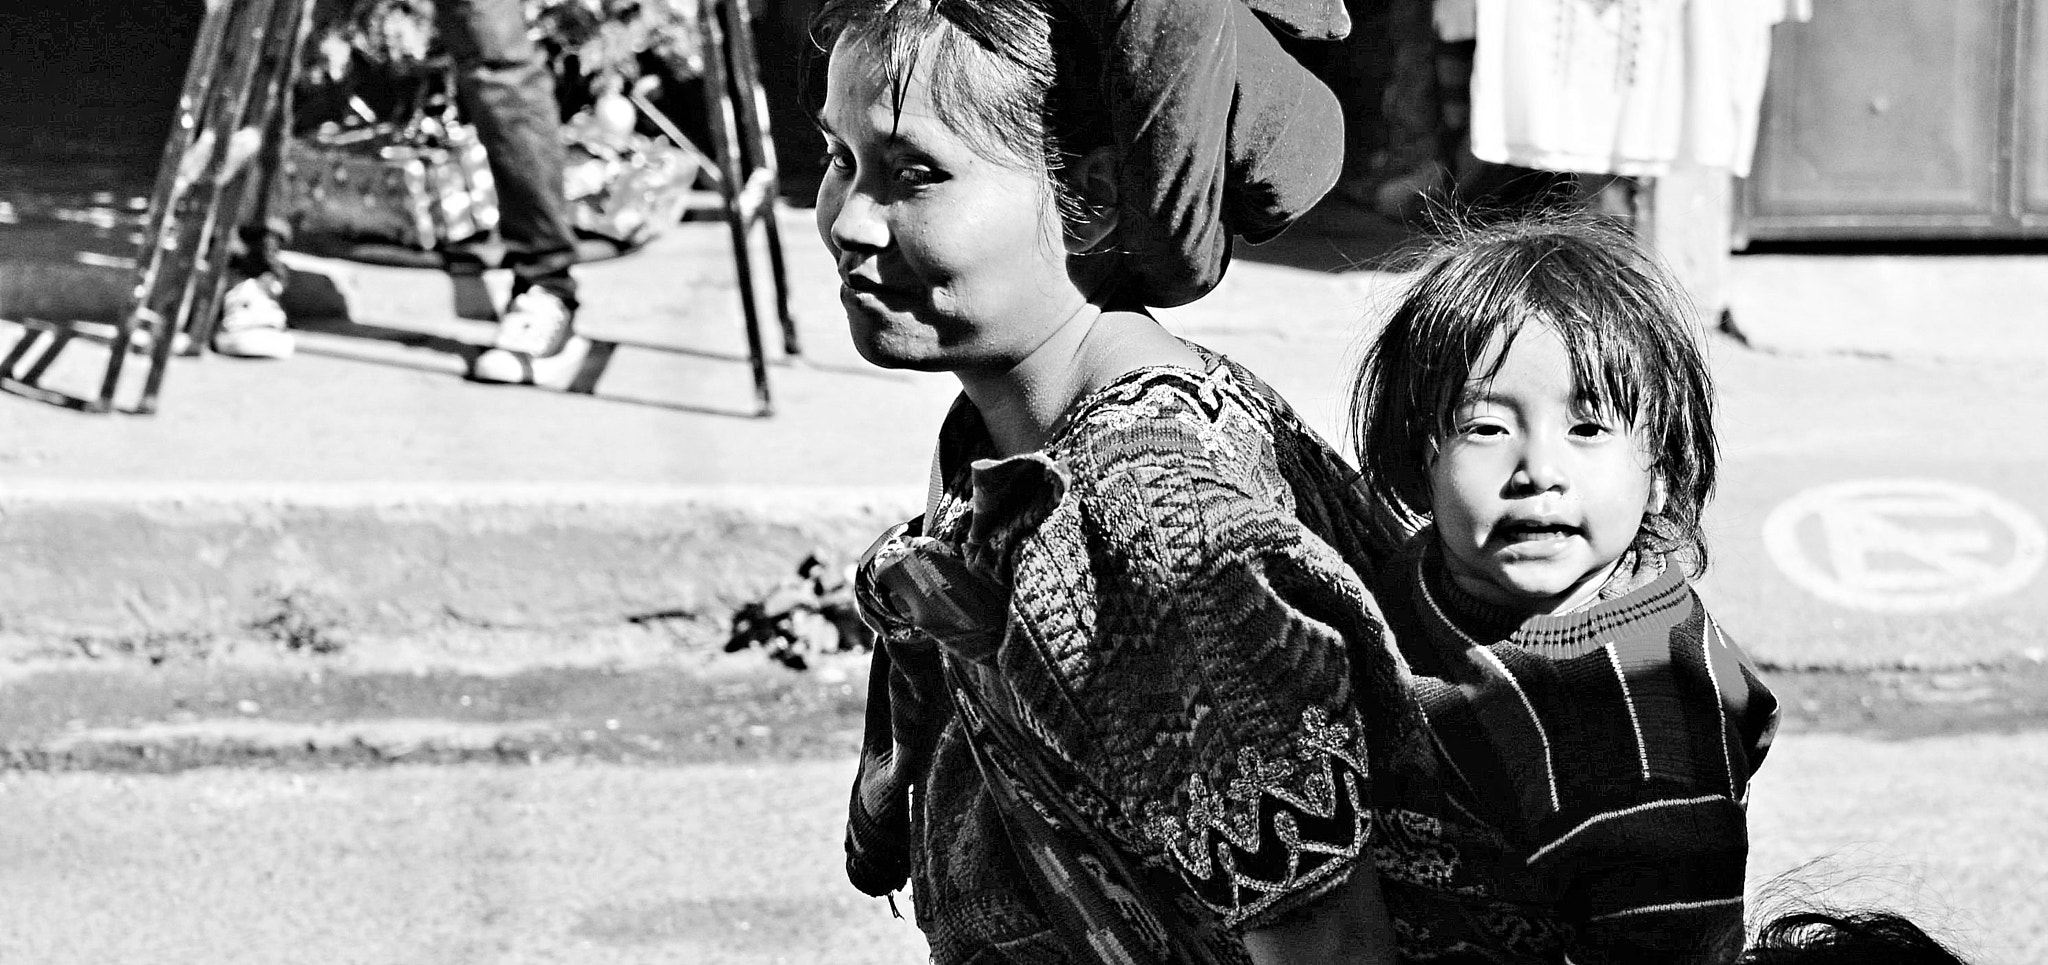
top-left (1427, 323), bottom-right (1661, 613)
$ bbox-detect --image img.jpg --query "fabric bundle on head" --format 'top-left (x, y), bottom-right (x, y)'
top-left (1069, 0), bottom-right (1350, 306)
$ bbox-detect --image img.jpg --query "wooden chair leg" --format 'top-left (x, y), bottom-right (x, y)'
top-left (93, 310), bottom-right (155, 413)
top-left (702, 0), bottom-right (773, 416)
top-left (177, 0), bottom-right (313, 358)
top-left (142, 0), bottom-right (282, 411)
top-left (131, 0), bottom-right (312, 415)
top-left (1, 325), bottom-right (43, 380)
top-left (756, 208), bottom-right (798, 357)
top-left (0, 0), bottom-right (240, 413)
top-left (0, 325), bottom-right (97, 411)
top-left (721, 0), bottom-right (800, 359)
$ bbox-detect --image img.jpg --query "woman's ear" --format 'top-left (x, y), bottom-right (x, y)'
top-left (1064, 146), bottom-right (1120, 254)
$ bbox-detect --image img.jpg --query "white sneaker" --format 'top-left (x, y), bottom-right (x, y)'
top-left (211, 277), bottom-right (295, 359)
top-left (125, 325), bottom-right (194, 356)
top-left (472, 288), bottom-right (588, 385)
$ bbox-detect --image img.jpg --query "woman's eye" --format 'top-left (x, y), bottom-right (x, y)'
top-left (820, 148), bottom-right (852, 172)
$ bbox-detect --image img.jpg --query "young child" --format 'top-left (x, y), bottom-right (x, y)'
top-left (1350, 217), bottom-right (1780, 964)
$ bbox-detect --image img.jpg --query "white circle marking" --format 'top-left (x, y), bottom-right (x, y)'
top-left (1762, 479), bottom-right (2045, 613)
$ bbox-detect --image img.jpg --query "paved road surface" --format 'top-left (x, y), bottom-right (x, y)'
top-left (2, 727), bottom-right (2042, 965)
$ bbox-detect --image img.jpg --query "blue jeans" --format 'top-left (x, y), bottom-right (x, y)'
top-left (236, 0), bottom-right (579, 309)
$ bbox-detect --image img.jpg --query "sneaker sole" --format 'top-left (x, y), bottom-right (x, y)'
top-left (211, 331), bottom-right (297, 360)
top-left (471, 336), bottom-right (592, 386)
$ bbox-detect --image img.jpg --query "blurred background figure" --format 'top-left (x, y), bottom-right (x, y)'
top-left (1327, 0), bottom-right (1471, 220)
top-left (219, 0), bottom-right (587, 386)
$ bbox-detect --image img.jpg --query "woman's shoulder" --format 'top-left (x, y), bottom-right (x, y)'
top-left (1062, 355), bottom-right (1234, 430)
top-left (1037, 347), bottom-right (1395, 572)
top-left (1044, 359), bottom-right (1295, 548)
top-left (1051, 348), bottom-right (1310, 476)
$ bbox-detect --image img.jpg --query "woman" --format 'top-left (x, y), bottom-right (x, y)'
top-left (817, 0), bottom-right (1424, 961)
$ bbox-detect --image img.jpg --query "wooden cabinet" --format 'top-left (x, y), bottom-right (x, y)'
top-left (1739, 0), bottom-right (2048, 242)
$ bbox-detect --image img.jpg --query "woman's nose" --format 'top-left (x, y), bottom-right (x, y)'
top-left (823, 178), bottom-right (890, 254)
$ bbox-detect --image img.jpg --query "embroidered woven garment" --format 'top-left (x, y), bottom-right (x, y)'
top-left (848, 350), bottom-right (1425, 964)
top-left (1370, 533), bottom-right (1780, 965)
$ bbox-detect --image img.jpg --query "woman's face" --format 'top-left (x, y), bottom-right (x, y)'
top-left (816, 35), bottom-right (1086, 373)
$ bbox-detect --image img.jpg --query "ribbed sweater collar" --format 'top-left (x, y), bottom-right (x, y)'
top-left (1411, 533), bottom-right (1683, 660)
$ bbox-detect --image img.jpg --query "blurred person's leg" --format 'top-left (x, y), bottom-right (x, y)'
top-left (213, 15), bottom-right (306, 361)
top-left (440, 0), bottom-right (579, 311)
top-left (214, 220), bottom-right (294, 358)
top-left (437, 0), bottom-right (585, 382)
top-left (1360, 0), bottom-right (1446, 219)
top-left (1313, 1), bottom-right (1390, 200)
top-left (1438, 37), bottom-right (1480, 191)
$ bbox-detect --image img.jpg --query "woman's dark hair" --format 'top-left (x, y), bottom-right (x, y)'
top-left (1350, 214), bottom-right (1719, 571)
top-left (1740, 910), bottom-right (1971, 965)
top-left (809, 0), bottom-right (1112, 227)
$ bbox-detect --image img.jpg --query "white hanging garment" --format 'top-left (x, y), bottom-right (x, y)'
top-left (1470, 0), bottom-right (1808, 177)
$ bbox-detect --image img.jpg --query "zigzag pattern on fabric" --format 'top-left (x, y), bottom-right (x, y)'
top-left (1141, 706), bottom-right (1372, 920)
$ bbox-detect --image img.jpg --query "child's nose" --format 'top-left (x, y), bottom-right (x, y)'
top-left (1508, 437), bottom-right (1569, 495)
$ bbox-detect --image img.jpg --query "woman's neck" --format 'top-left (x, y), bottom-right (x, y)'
top-left (959, 307), bottom-right (1202, 456)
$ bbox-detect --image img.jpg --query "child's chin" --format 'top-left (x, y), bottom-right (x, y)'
top-left (1487, 565), bottom-right (1592, 608)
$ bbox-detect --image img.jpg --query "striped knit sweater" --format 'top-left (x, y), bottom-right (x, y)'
top-left (1371, 533), bottom-right (1779, 965)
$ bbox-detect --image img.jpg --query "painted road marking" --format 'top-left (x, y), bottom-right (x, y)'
top-left (1762, 479), bottom-right (2045, 613)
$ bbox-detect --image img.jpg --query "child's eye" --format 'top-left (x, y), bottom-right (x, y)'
top-left (820, 145), bottom-right (853, 173)
top-left (1460, 422), bottom-right (1508, 439)
top-left (893, 163), bottom-right (946, 188)
top-left (1569, 421), bottom-right (1614, 439)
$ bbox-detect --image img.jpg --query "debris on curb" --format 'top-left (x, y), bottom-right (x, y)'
top-left (725, 552), bottom-right (873, 670)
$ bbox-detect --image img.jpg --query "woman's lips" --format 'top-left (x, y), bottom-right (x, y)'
top-left (841, 277), bottom-right (921, 310)
top-left (842, 275), bottom-right (910, 295)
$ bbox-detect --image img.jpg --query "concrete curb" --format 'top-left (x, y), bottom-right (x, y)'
top-left (3, 654), bottom-right (2041, 774)
top-left (0, 649), bottom-right (874, 773)
top-left (0, 482), bottom-right (921, 643)
top-left (10, 718), bottom-right (561, 771)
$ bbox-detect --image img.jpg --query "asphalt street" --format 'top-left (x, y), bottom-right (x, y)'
top-left (1, 725), bottom-right (2042, 965)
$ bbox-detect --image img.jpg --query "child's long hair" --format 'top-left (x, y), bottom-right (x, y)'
top-left (1350, 215), bottom-right (1719, 572)
top-left (1740, 910), bottom-right (1972, 965)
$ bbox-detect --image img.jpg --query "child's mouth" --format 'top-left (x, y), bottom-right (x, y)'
top-left (1497, 521), bottom-right (1578, 544)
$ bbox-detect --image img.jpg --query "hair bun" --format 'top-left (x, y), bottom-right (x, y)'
top-left (1080, 0), bottom-right (1348, 306)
